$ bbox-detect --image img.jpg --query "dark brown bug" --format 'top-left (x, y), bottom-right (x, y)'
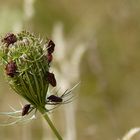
top-left (47, 95), bottom-right (63, 103)
top-left (46, 71), bottom-right (57, 87)
top-left (47, 40), bottom-right (55, 54)
top-left (47, 53), bottom-right (53, 63)
top-left (5, 61), bottom-right (17, 77)
top-left (22, 104), bottom-right (31, 116)
top-left (2, 33), bottom-right (17, 46)
top-left (46, 83), bottom-right (79, 107)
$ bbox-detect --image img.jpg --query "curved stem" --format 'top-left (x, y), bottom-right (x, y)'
top-left (38, 107), bottom-right (63, 140)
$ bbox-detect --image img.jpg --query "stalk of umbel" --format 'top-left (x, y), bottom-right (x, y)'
top-left (0, 31), bottom-right (63, 140)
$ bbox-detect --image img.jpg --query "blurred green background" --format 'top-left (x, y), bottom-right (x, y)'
top-left (0, 0), bottom-right (140, 140)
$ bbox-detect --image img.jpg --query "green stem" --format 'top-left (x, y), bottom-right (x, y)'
top-left (38, 107), bottom-right (63, 140)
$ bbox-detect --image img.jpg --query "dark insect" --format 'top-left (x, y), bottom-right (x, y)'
top-left (46, 86), bottom-right (78, 106)
top-left (47, 40), bottom-right (55, 54)
top-left (5, 61), bottom-right (17, 77)
top-left (22, 104), bottom-right (31, 116)
top-left (47, 95), bottom-right (63, 103)
top-left (46, 71), bottom-right (57, 87)
top-left (2, 33), bottom-right (17, 46)
top-left (47, 53), bottom-right (53, 63)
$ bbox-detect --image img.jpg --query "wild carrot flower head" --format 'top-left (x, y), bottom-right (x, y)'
top-left (0, 31), bottom-right (79, 128)
top-left (0, 31), bottom-right (56, 107)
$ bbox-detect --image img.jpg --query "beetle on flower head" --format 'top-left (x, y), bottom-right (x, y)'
top-left (2, 33), bottom-right (17, 46)
top-left (5, 61), bottom-right (17, 77)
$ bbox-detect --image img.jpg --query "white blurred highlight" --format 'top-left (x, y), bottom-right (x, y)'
top-left (23, 0), bottom-right (35, 20)
top-left (52, 23), bottom-right (66, 62)
top-left (118, 127), bottom-right (140, 140)
top-left (52, 23), bottom-right (86, 140)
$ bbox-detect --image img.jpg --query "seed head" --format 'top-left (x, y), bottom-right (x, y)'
top-left (0, 31), bottom-right (79, 135)
top-left (0, 31), bottom-right (56, 107)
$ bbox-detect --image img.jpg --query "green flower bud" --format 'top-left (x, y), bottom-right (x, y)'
top-left (0, 31), bottom-right (56, 108)
top-left (0, 31), bottom-right (79, 140)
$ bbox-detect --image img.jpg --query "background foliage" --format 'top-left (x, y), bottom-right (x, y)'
top-left (0, 0), bottom-right (140, 140)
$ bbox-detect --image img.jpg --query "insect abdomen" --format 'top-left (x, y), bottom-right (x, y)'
top-left (22, 104), bottom-right (31, 116)
top-left (47, 95), bottom-right (62, 102)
